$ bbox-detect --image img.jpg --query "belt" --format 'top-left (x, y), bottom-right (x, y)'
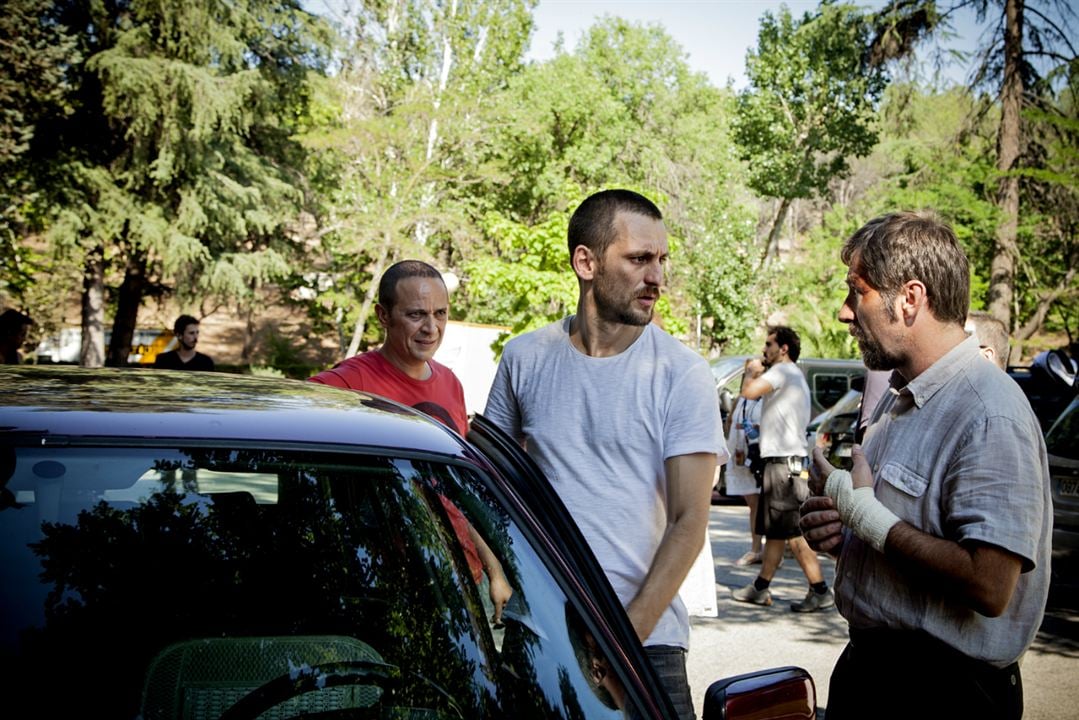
top-left (763, 455), bottom-right (801, 464)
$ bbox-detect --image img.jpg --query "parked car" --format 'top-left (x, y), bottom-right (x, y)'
top-left (810, 384), bottom-right (864, 471)
top-left (1008, 356), bottom-right (1077, 433)
top-left (1046, 395), bottom-right (1079, 599)
top-left (711, 355), bottom-right (864, 500)
top-left (0, 367), bottom-right (815, 719)
top-left (711, 356), bottom-right (865, 424)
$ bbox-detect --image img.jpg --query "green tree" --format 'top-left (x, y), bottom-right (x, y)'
top-left (467, 17), bottom-right (758, 352)
top-left (25, 0), bottom-right (328, 366)
top-left (733, 1), bottom-right (887, 269)
top-left (0, 0), bottom-right (78, 303)
top-left (872, 0), bottom-right (1077, 350)
top-left (301, 0), bottom-right (535, 359)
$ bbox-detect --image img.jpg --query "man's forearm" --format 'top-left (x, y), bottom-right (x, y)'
top-left (626, 510), bottom-right (708, 642)
top-left (825, 469), bottom-right (1021, 616)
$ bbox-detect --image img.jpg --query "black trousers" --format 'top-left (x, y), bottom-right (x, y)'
top-left (826, 627), bottom-right (1023, 720)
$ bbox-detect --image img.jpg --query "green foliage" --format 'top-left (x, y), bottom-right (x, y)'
top-left (463, 206), bottom-right (578, 350)
top-left (734, 2), bottom-right (886, 202)
top-left (8, 0), bottom-right (331, 366)
top-left (0, 0), bottom-right (79, 299)
top-left (468, 17), bottom-right (760, 352)
top-left (299, 0), bottom-right (536, 357)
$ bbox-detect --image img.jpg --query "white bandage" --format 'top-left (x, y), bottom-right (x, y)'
top-left (824, 469), bottom-right (900, 553)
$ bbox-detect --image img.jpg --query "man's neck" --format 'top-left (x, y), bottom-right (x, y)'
top-left (569, 304), bottom-right (646, 358)
top-left (378, 347), bottom-right (431, 380)
top-left (177, 346), bottom-right (197, 362)
top-left (896, 323), bottom-right (968, 382)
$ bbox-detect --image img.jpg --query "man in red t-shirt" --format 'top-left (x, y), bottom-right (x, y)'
top-left (309, 260), bottom-right (511, 622)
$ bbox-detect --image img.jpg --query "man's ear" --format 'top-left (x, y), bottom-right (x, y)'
top-left (900, 280), bottom-right (928, 324)
top-left (374, 303), bottom-right (390, 328)
top-left (572, 245), bottom-right (598, 281)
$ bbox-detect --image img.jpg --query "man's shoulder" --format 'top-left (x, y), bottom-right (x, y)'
top-left (308, 351), bottom-right (381, 388)
top-left (502, 318), bottom-right (568, 358)
top-left (153, 350), bottom-right (181, 368)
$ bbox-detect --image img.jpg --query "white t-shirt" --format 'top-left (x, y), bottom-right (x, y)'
top-left (484, 318), bottom-right (724, 648)
top-left (758, 361), bottom-right (810, 458)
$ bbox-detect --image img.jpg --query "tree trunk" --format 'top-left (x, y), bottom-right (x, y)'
top-left (345, 239), bottom-right (394, 358)
top-left (758, 196), bottom-right (792, 270)
top-left (107, 247), bottom-right (148, 367)
top-left (988, 0), bottom-right (1024, 331)
top-left (80, 244), bottom-right (106, 368)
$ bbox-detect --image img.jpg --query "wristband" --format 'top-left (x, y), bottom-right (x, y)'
top-left (824, 469), bottom-right (900, 553)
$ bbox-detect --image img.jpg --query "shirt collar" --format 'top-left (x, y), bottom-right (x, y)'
top-left (889, 334), bottom-right (980, 409)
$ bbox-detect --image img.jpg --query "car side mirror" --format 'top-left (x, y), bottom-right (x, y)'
top-left (702, 666), bottom-right (816, 720)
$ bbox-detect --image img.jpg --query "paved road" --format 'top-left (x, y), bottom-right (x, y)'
top-left (685, 503), bottom-right (1079, 718)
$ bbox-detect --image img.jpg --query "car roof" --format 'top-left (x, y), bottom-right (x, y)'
top-left (0, 366), bottom-right (469, 458)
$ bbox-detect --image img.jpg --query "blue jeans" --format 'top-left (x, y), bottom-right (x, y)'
top-left (642, 645), bottom-right (694, 720)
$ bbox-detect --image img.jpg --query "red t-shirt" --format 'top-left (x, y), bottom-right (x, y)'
top-left (308, 351), bottom-right (468, 435)
top-left (308, 351), bottom-right (481, 582)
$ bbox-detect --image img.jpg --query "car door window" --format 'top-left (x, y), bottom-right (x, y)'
top-left (1, 444), bottom-right (626, 719)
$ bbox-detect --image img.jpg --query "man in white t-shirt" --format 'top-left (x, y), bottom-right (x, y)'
top-left (485, 189), bottom-right (723, 720)
top-left (731, 326), bottom-right (833, 612)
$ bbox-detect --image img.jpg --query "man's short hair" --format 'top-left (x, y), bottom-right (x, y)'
top-left (378, 260), bottom-right (445, 310)
top-left (173, 314), bottom-right (199, 336)
top-left (966, 311), bottom-right (1010, 369)
top-left (841, 212), bottom-right (969, 325)
top-left (0, 309), bottom-right (33, 336)
top-left (769, 325), bottom-right (801, 362)
top-left (567, 189), bottom-right (663, 261)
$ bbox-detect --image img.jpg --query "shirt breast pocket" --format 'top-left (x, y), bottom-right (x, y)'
top-left (877, 462), bottom-right (930, 522)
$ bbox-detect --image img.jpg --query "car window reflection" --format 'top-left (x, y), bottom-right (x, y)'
top-left (1, 445), bottom-right (626, 719)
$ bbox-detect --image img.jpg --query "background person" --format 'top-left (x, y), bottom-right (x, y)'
top-left (726, 395), bottom-right (764, 566)
top-left (965, 310), bottom-right (1010, 370)
top-left (731, 326), bottom-right (832, 612)
top-left (154, 315), bottom-right (214, 371)
top-left (308, 260), bottom-right (512, 624)
top-left (800, 212), bottom-right (1050, 720)
top-left (0, 309), bottom-right (33, 364)
top-left (485, 189), bottom-right (723, 720)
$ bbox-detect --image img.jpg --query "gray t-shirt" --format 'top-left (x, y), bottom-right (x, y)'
top-left (836, 335), bottom-right (1051, 666)
top-left (758, 361), bottom-right (810, 458)
top-left (484, 318), bottom-right (724, 648)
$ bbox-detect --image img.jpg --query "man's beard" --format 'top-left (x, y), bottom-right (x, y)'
top-left (852, 327), bottom-right (902, 371)
top-left (593, 268), bottom-right (655, 327)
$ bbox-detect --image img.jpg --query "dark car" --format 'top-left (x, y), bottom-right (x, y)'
top-left (0, 367), bottom-right (814, 720)
top-left (810, 387), bottom-right (864, 471)
top-left (1046, 395), bottom-right (1079, 599)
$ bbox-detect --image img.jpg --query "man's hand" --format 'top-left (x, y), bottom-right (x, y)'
top-left (744, 357), bottom-right (765, 379)
top-left (488, 570), bottom-right (513, 625)
top-left (799, 496), bottom-right (844, 554)
top-left (849, 445), bottom-right (872, 489)
top-left (809, 446), bottom-right (835, 496)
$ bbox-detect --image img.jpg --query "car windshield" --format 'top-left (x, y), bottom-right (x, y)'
top-left (0, 444), bottom-right (627, 719)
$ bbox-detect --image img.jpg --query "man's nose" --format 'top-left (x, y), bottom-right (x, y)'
top-left (645, 260), bottom-right (663, 287)
top-left (838, 300), bottom-right (854, 324)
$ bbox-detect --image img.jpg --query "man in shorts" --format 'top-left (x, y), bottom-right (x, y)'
top-left (731, 326), bottom-right (833, 612)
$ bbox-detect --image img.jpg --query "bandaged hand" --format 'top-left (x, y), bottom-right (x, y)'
top-left (823, 448), bottom-right (899, 553)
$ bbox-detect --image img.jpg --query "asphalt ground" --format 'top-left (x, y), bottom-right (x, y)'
top-left (685, 503), bottom-right (1079, 719)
